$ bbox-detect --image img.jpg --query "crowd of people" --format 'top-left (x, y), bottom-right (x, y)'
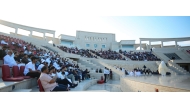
top-left (0, 35), bottom-right (93, 92)
top-left (58, 46), bottom-right (97, 58)
top-left (119, 50), bottom-right (161, 61)
top-left (90, 49), bottom-right (125, 60)
top-left (114, 65), bottom-right (160, 76)
top-left (58, 46), bottom-right (161, 61)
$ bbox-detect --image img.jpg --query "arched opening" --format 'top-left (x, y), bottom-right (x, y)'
top-left (177, 41), bottom-right (190, 47)
top-left (136, 46), bottom-right (144, 50)
top-left (18, 28), bottom-right (30, 36)
top-left (0, 24), bottom-right (15, 34)
top-left (48, 40), bottom-right (53, 44)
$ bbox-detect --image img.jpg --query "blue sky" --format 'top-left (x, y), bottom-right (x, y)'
top-left (101, 16), bottom-right (190, 42)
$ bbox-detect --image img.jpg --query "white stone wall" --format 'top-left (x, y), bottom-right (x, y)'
top-left (75, 31), bottom-right (116, 50)
top-left (120, 78), bottom-right (190, 92)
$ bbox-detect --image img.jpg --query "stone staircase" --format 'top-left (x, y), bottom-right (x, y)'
top-left (78, 58), bottom-right (101, 72)
top-left (0, 78), bottom-right (37, 92)
top-left (156, 61), bottom-right (177, 75)
top-left (118, 52), bottom-right (132, 61)
top-left (153, 51), bottom-right (189, 75)
top-left (168, 61), bottom-right (189, 74)
top-left (155, 61), bottom-right (189, 75)
top-left (88, 51), bottom-right (101, 59)
top-left (152, 51), bottom-right (169, 62)
top-left (91, 59), bottom-right (121, 80)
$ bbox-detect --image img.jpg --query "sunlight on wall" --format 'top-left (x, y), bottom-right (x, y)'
top-left (0, 24), bottom-right (15, 34)
top-left (48, 40), bottom-right (53, 44)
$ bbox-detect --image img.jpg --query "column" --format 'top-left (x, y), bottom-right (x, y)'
top-left (53, 33), bottom-right (55, 38)
top-left (15, 28), bottom-right (18, 35)
top-left (161, 41), bottom-right (163, 48)
top-left (149, 41), bottom-right (151, 49)
top-left (30, 31), bottom-right (33, 37)
top-left (140, 40), bottom-right (142, 50)
top-left (175, 41), bottom-right (177, 47)
top-left (43, 33), bottom-right (46, 41)
top-left (53, 33), bottom-right (55, 44)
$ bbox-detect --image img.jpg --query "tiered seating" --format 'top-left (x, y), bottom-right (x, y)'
top-left (58, 46), bottom-right (97, 58)
top-left (0, 34), bottom-right (99, 92)
top-left (2, 65), bottom-right (24, 81)
top-left (119, 50), bottom-right (160, 61)
top-left (90, 49), bottom-right (124, 60)
top-left (37, 79), bottom-right (45, 92)
top-left (12, 66), bottom-right (30, 79)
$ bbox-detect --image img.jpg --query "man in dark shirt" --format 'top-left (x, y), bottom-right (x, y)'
top-left (0, 46), bottom-right (7, 59)
top-left (18, 51), bottom-right (24, 61)
top-left (21, 54), bottom-right (29, 64)
top-left (14, 52), bottom-right (21, 63)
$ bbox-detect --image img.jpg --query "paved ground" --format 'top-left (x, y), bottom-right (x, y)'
top-left (86, 80), bottom-right (122, 92)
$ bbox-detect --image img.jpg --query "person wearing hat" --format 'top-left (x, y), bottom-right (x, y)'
top-left (37, 59), bottom-right (48, 71)
top-left (23, 56), bottom-right (41, 79)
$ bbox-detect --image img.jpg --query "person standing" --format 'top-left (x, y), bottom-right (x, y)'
top-left (110, 69), bottom-right (112, 80)
top-left (143, 65), bottom-right (146, 73)
top-left (104, 67), bottom-right (109, 83)
top-left (158, 61), bottom-right (168, 76)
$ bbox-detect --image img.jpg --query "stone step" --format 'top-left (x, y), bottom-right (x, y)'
top-left (12, 89), bottom-right (32, 92)
top-left (0, 78), bottom-right (37, 92)
top-left (70, 79), bottom-right (98, 91)
top-left (85, 90), bottom-right (109, 92)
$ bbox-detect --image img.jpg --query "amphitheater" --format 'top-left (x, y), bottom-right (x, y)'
top-left (0, 19), bottom-right (190, 92)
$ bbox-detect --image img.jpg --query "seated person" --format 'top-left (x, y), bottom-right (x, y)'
top-left (99, 69), bottom-right (102, 73)
top-left (125, 70), bottom-right (129, 75)
top-left (49, 66), bottom-right (77, 88)
top-left (72, 70), bottom-right (81, 81)
top-left (18, 51), bottom-right (24, 60)
top-left (152, 70), bottom-right (160, 75)
top-left (3, 50), bottom-right (17, 67)
top-left (53, 61), bottom-right (61, 70)
top-left (21, 54), bottom-right (30, 64)
top-left (1, 39), bottom-right (8, 45)
top-left (14, 52), bottom-right (21, 63)
top-left (135, 70), bottom-right (141, 76)
top-left (62, 66), bottom-right (77, 85)
top-left (23, 56), bottom-right (41, 79)
top-left (82, 69), bottom-right (91, 80)
top-left (37, 59), bottom-right (48, 71)
top-left (76, 69), bottom-right (83, 81)
top-left (0, 46), bottom-right (7, 59)
top-left (40, 66), bottom-right (68, 92)
top-left (96, 69), bottom-right (98, 73)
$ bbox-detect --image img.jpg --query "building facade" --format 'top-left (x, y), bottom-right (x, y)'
top-left (59, 31), bottom-right (136, 51)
